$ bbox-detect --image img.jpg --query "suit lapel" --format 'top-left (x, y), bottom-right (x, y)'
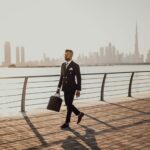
top-left (65, 61), bottom-right (73, 75)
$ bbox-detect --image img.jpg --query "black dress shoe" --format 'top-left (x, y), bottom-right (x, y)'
top-left (77, 112), bottom-right (84, 124)
top-left (61, 123), bottom-right (70, 129)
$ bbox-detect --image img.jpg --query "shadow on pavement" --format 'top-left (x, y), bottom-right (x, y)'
top-left (61, 125), bottom-right (101, 150)
top-left (22, 112), bottom-right (48, 147)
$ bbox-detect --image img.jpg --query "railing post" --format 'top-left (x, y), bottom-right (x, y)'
top-left (21, 77), bottom-right (28, 112)
top-left (128, 72), bottom-right (134, 97)
top-left (101, 73), bottom-right (107, 101)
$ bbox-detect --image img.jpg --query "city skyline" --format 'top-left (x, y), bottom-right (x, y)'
top-left (1, 23), bottom-right (150, 67)
top-left (0, 0), bottom-right (150, 62)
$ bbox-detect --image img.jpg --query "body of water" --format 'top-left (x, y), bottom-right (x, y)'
top-left (0, 65), bottom-right (150, 116)
top-left (0, 65), bottom-right (150, 77)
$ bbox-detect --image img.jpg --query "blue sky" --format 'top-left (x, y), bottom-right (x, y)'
top-left (0, 0), bottom-right (150, 62)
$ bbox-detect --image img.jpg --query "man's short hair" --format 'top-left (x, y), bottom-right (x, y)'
top-left (65, 49), bottom-right (73, 55)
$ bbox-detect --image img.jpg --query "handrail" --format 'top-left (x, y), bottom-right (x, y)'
top-left (0, 70), bottom-right (150, 79)
top-left (0, 70), bottom-right (150, 113)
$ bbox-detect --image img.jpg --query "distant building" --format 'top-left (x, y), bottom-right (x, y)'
top-left (146, 50), bottom-right (150, 63)
top-left (3, 41), bottom-right (11, 66)
top-left (16, 47), bottom-right (20, 66)
top-left (21, 47), bottom-right (25, 65)
top-left (99, 47), bottom-right (104, 64)
top-left (132, 23), bottom-right (144, 63)
top-left (134, 23), bottom-right (140, 62)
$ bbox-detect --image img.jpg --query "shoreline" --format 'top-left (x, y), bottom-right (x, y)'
top-left (0, 63), bottom-right (150, 68)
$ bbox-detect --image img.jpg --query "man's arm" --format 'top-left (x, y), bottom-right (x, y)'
top-left (75, 64), bottom-right (81, 91)
top-left (57, 64), bottom-right (63, 92)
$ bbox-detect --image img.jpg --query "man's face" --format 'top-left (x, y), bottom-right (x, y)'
top-left (64, 52), bottom-right (73, 61)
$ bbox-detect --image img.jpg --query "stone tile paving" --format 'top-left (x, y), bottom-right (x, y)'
top-left (0, 98), bottom-right (150, 150)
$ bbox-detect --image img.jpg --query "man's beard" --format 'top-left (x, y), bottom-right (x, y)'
top-left (65, 57), bottom-right (70, 61)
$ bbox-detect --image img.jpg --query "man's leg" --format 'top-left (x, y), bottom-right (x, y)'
top-left (71, 101), bottom-right (84, 124)
top-left (65, 90), bottom-right (84, 124)
top-left (61, 90), bottom-right (84, 129)
top-left (64, 90), bottom-right (76, 124)
top-left (61, 91), bottom-right (71, 129)
top-left (72, 105), bottom-right (80, 116)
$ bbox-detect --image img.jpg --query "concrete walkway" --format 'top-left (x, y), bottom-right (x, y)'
top-left (0, 97), bottom-right (150, 150)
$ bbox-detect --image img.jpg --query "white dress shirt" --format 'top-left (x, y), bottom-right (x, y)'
top-left (66, 60), bottom-right (72, 68)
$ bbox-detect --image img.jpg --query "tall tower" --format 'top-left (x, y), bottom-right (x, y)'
top-left (16, 47), bottom-right (20, 66)
top-left (4, 41), bottom-right (11, 66)
top-left (134, 22), bottom-right (140, 62)
top-left (21, 46), bottom-right (25, 65)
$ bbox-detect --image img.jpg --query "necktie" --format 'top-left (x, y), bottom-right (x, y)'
top-left (66, 62), bottom-right (68, 68)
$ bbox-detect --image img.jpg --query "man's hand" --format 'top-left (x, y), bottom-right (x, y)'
top-left (76, 90), bottom-right (80, 98)
top-left (56, 88), bottom-right (60, 94)
top-left (55, 88), bottom-right (60, 97)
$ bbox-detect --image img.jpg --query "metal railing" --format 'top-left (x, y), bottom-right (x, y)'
top-left (0, 71), bottom-right (150, 112)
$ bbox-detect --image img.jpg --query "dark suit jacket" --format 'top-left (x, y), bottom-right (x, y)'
top-left (58, 61), bottom-right (81, 91)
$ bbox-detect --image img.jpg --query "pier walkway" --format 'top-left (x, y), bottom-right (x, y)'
top-left (0, 97), bottom-right (150, 150)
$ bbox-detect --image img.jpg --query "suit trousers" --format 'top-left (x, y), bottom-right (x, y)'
top-left (64, 90), bottom-right (80, 123)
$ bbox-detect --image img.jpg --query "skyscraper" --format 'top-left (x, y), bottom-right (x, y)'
top-left (21, 46), bottom-right (25, 65)
top-left (4, 41), bottom-right (11, 66)
top-left (16, 47), bottom-right (20, 66)
top-left (134, 22), bottom-right (140, 62)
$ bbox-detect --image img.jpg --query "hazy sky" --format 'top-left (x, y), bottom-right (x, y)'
top-left (0, 0), bottom-right (150, 62)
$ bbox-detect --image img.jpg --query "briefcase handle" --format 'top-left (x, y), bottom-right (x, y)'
top-left (54, 93), bottom-right (60, 97)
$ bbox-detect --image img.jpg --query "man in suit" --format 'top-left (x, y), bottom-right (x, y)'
top-left (56, 49), bottom-right (84, 129)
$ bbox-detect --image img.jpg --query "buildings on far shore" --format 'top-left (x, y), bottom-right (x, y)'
top-left (1, 24), bottom-right (150, 67)
top-left (77, 24), bottom-right (148, 65)
top-left (3, 41), bottom-right (11, 67)
top-left (1, 41), bottom-right (26, 67)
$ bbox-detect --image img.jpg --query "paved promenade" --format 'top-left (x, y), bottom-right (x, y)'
top-left (0, 97), bottom-right (150, 150)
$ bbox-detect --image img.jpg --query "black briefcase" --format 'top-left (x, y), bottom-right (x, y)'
top-left (47, 96), bottom-right (62, 112)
